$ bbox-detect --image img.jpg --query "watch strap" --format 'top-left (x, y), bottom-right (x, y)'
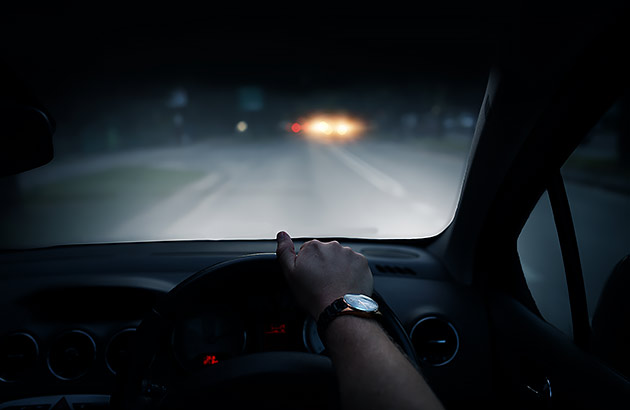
top-left (317, 298), bottom-right (348, 334)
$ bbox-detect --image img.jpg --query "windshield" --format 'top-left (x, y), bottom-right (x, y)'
top-left (0, 15), bottom-right (489, 248)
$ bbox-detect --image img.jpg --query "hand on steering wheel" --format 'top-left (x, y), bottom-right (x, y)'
top-left (276, 231), bottom-right (373, 319)
top-left (113, 247), bottom-right (417, 409)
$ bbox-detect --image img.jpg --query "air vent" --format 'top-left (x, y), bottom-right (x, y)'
top-left (410, 316), bottom-right (459, 366)
top-left (106, 328), bottom-right (136, 375)
top-left (374, 264), bottom-right (416, 276)
top-left (0, 332), bottom-right (39, 382)
top-left (360, 247), bottom-right (420, 259)
top-left (48, 330), bottom-right (95, 380)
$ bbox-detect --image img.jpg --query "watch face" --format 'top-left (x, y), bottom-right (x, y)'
top-left (344, 294), bottom-right (378, 312)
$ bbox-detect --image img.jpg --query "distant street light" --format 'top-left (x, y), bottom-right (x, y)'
top-left (236, 121), bottom-right (248, 132)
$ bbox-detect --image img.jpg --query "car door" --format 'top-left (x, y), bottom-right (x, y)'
top-left (430, 7), bottom-right (629, 408)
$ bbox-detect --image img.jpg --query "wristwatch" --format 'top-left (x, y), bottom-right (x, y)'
top-left (317, 294), bottom-right (381, 334)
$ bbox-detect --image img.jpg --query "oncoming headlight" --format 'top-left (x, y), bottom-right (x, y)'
top-left (300, 115), bottom-right (364, 142)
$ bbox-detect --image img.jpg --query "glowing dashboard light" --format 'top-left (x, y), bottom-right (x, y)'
top-left (265, 324), bottom-right (287, 335)
top-left (202, 355), bottom-right (219, 366)
top-left (291, 122), bottom-right (302, 133)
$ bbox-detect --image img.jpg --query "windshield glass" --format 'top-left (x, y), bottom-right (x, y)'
top-left (0, 14), bottom-right (490, 248)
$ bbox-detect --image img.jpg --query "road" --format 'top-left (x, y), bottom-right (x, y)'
top-left (137, 138), bottom-right (465, 241)
top-left (14, 137), bottom-right (467, 244)
top-left (8, 136), bottom-right (630, 336)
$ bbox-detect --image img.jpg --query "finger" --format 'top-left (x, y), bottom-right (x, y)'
top-left (276, 231), bottom-right (296, 273)
top-left (300, 240), bottom-right (316, 251)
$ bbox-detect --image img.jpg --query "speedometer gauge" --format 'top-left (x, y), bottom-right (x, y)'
top-left (172, 307), bottom-right (246, 371)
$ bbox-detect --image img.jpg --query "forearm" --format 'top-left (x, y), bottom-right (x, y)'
top-left (323, 316), bottom-right (445, 410)
top-left (274, 234), bottom-right (441, 409)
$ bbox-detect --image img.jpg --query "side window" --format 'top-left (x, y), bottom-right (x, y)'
top-left (518, 192), bottom-right (573, 337)
top-left (561, 96), bottom-right (630, 324)
top-left (520, 95), bottom-right (630, 375)
top-left (562, 96), bottom-right (630, 376)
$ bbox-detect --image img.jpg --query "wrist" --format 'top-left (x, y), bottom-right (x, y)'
top-left (320, 315), bottom-right (384, 350)
top-left (313, 296), bottom-right (342, 320)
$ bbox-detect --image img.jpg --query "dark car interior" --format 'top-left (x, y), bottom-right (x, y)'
top-left (1, 4), bottom-right (629, 410)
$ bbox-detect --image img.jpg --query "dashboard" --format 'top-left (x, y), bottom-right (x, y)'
top-left (0, 240), bottom-right (493, 409)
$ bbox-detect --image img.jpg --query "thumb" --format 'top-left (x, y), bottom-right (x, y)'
top-left (276, 231), bottom-right (296, 273)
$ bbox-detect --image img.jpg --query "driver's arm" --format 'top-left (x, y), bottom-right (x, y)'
top-left (276, 231), bottom-right (445, 410)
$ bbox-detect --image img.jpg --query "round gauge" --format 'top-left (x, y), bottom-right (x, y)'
top-left (172, 307), bottom-right (246, 371)
top-left (47, 330), bottom-right (96, 380)
top-left (0, 332), bottom-right (39, 382)
top-left (302, 316), bottom-right (325, 355)
top-left (105, 328), bottom-right (136, 375)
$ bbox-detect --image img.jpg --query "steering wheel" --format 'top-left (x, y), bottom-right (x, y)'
top-left (113, 253), bottom-right (418, 410)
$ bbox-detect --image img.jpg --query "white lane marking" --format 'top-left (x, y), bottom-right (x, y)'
top-left (177, 173), bottom-right (222, 195)
top-left (115, 173), bottom-right (221, 237)
top-left (327, 145), bottom-right (407, 198)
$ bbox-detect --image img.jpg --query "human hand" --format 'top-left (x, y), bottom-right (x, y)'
top-left (276, 231), bottom-right (374, 319)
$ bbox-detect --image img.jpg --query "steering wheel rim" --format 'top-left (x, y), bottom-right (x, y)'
top-left (113, 253), bottom-right (418, 410)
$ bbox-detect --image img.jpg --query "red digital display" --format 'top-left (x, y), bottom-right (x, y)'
top-left (263, 320), bottom-right (293, 351)
top-left (202, 355), bottom-right (219, 366)
top-left (265, 324), bottom-right (287, 335)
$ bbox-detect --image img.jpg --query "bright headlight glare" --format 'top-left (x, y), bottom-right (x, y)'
top-left (302, 115), bottom-right (363, 142)
top-left (314, 121), bottom-right (332, 134)
top-left (336, 123), bottom-right (350, 135)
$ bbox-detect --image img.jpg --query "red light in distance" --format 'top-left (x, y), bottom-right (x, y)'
top-left (291, 123), bottom-right (302, 133)
top-left (202, 355), bottom-right (219, 366)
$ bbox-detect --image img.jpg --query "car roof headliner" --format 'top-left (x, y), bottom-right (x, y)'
top-left (0, 5), bottom-right (519, 96)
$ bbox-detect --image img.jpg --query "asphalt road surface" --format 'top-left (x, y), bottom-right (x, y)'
top-left (146, 138), bottom-right (465, 241)
top-left (16, 137), bottom-right (468, 244)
